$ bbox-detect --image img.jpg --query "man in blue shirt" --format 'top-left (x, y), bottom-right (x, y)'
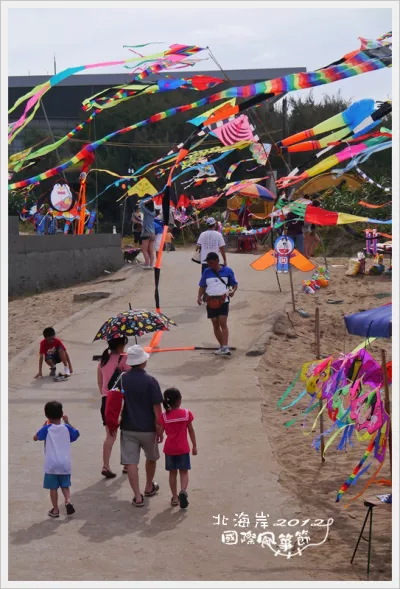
top-left (197, 252), bottom-right (238, 356)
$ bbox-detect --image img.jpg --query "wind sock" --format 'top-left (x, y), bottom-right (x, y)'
top-left (276, 136), bottom-right (390, 188)
top-left (279, 102), bottom-right (392, 187)
top-left (9, 33), bottom-right (392, 190)
top-left (277, 99), bottom-right (376, 152)
top-left (280, 202), bottom-right (392, 226)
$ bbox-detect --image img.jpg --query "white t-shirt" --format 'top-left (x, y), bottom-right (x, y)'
top-left (36, 422), bottom-right (80, 474)
top-left (197, 230), bottom-right (225, 264)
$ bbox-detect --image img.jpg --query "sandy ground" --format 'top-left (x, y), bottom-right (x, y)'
top-left (258, 257), bottom-right (392, 582)
top-left (8, 265), bottom-right (140, 359)
top-left (7, 250), bottom-right (392, 582)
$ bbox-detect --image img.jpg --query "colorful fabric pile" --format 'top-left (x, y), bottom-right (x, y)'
top-left (278, 347), bottom-right (391, 503)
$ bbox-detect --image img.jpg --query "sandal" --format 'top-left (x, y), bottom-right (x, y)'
top-left (101, 467), bottom-right (117, 479)
top-left (171, 497), bottom-right (179, 507)
top-left (122, 467), bottom-right (128, 474)
top-left (132, 494), bottom-right (144, 507)
top-left (66, 503), bottom-right (75, 515)
top-left (48, 508), bottom-right (59, 518)
top-left (144, 482), bottom-right (159, 497)
top-left (179, 491), bottom-right (189, 509)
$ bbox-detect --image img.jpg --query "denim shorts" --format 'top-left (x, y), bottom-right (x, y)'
top-left (45, 351), bottom-right (61, 364)
top-left (44, 474), bottom-right (71, 489)
top-left (165, 453), bottom-right (191, 471)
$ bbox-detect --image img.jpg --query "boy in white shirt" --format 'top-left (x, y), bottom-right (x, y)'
top-left (34, 401), bottom-right (80, 518)
top-left (196, 217), bottom-right (227, 274)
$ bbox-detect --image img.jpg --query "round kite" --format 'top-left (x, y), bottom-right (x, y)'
top-left (50, 183), bottom-right (74, 212)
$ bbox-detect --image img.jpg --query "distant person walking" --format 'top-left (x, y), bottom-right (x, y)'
top-left (97, 336), bottom-right (130, 478)
top-left (140, 196), bottom-right (156, 268)
top-left (196, 217), bottom-right (227, 274)
top-left (197, 252), bottom-right (238, 356)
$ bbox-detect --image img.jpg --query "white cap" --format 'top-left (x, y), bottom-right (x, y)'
top-left (126, 345), bottom-right (150, 366)
top-left (206, 217), bottom-right (216, 226)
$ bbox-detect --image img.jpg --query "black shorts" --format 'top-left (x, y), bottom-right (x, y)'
top-left (207, 302), bottom-right (229, 319)
top-left (100, 396), bottom-right (107, 426)
top-left (141, 233), bottom-right (155, 242)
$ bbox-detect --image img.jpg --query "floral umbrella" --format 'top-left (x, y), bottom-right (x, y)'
top-left (93, 309), bottom-right (177, 342)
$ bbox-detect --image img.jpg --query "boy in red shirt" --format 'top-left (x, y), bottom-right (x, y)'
top-left (159, 387), bottom-right (197, 509)
top-left (35, 327), bottom-right (73, 379)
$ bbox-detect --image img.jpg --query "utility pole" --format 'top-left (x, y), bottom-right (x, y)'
top-left (53, 54), bottom-right (57, 75)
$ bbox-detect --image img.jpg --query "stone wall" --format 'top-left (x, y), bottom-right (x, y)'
top-left (9, 230), bottom-right (124, 296)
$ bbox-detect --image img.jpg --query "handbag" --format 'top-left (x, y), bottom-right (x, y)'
top-left (191, 249), bottom-right (201, 264)
top-left (107, 355), bottom-right (124, 390)
top-left (206, 269), bottom-right (229, 309)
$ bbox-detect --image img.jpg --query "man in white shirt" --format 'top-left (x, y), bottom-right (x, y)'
top-left (196, 217), bottom-right (227, 274)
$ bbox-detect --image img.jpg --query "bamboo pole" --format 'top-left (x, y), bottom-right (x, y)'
top-left (380, 349), bottom-right (392, 476)
top-left (315, 307), bottom-right (325, 462)
top-left (288, 259), bottom-right (296, 312)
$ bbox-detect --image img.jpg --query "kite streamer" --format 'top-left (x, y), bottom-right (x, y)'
top-left (277, 136), bottom-right (390, 187)
top-left (336, 438), bottom-right (375, 502)
top-left (355, 166), bottom-right (392, 192)
top-left (358, 200), bottom-right (391, 209)
top-left (8, 44), bottom-right (205, 143)
top-left (9, 34), bottom-right (392, 190)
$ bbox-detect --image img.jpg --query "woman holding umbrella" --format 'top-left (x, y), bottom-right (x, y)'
top-left (97, 336), bottom-right (130, 478)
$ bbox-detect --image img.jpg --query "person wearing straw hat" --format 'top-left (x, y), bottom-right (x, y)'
top-left (105, 345), bottom-right (164, 507)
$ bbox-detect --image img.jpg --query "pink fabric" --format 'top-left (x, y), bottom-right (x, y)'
top-left (99, 353), bottom-right (130, 396)
top-left (160, 408), bottom-right (194, 455)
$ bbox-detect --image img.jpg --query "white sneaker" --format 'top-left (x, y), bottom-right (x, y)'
top-left (221, 347), bottom-right (231, 356)
top-left (214, 347), bottom-right (224, 355)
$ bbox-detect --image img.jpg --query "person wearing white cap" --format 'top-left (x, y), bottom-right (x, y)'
top-left (196, 217), bottom-right (227, 275)
top-left (105, 345), bottom-right (164, 507)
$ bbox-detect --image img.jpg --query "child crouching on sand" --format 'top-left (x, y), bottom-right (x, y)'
top-left (34, 401), bottom-right (80, 518)
top-left (159, 388), bottom-right (197, 509)
top-left (35, 327), bottom-right (73, 379)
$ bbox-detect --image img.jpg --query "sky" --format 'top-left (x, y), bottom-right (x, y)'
top-left (7, 2), bottom-right (393, 104)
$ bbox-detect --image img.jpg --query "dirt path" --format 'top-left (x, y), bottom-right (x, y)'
top-left (8, 250), bottom-right (317, 582)
top-left (8, 252), bottom-right (389, 582)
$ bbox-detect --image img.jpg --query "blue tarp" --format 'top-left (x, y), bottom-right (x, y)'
top-left (344, 303), bottom-right (392, 339)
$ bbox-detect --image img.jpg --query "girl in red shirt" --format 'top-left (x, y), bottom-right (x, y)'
top-left (160, 388), bottom-right (197, 508)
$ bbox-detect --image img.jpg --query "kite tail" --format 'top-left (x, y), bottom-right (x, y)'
top-left (336, 437), bottom-right (375, 502)
top-left (337, 424), bottom-right (355, 451)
